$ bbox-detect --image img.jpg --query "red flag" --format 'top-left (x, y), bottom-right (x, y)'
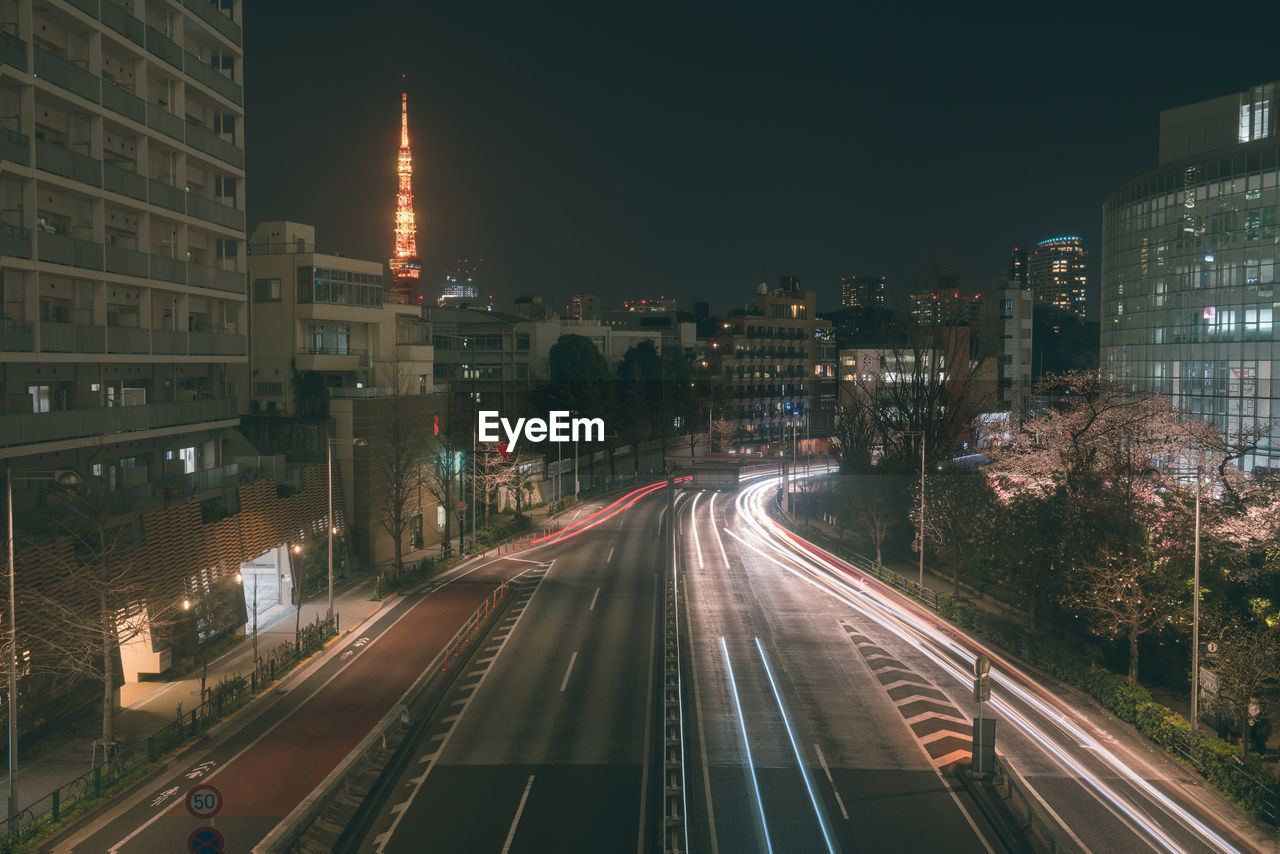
top-left (496, 442), bottom-right (511, 460)
top-left (433, 415), bottom-right (439, 436)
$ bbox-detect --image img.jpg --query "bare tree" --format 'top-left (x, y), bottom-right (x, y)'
top-left (711, 416), bottom-right (738, 453)
top-left (856, 477), bottom-right (900, 566)
top-left (26, 485), bottom-right (182, 756)
top-left (422, 435), bottom-right (460, 553)
top-left (373, 364), bottom-right (428, 576)
top-left (505, 448), bottom-right (538, 517)
top-left (468, 444), bottom-right (517, 528)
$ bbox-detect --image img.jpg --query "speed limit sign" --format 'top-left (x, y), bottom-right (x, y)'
top-left (185, 784), bottom-right (223, 819)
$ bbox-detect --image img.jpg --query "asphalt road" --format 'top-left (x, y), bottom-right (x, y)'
top-left (734, 471), bottom-right (1264, 854)
top-left (50, 555), bottom-right (524, 853)
top-left (677, 486), bottom-right (1001, 854)
top-left (359, 491), bottom-right (666, 853)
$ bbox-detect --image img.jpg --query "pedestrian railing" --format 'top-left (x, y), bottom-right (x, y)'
top-left (0, 614), bottom-right (336, 850)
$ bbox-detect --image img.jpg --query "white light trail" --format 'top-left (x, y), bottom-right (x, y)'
top-left (719, 636), bottom-right (773, 854)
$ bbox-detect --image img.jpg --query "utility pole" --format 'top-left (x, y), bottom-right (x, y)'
top-left (919, 430), bottom-right (926, 589)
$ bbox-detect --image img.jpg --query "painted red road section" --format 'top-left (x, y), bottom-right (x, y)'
top-left (166, 576), bottom-right (501, 820)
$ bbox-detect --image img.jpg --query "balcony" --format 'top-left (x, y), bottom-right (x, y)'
top-left (102, 81), bottom-right (146, 124)
top-left (33, 46), bottom-right (100, 103)
top-left (37, 232), bottom-right (103, 270)
top-left (185, 121), bottom-right (242, 169)
top-left (188, 263), bottom-right (244, 294)
top-left (183, 52), bottom-right (242, 105)
top-left (66, 0), bottom-right (99, 15)
top-left (144, 25), bottom-right (182, 69)
top-left (101, 0), bottom-right (144, 46)
top-left (150, 254), bottom-right (187, 285)
top-left (106, 325), bottom-right (149, 354)
top-left (39, 320), bottom-right (105, 353)
top-left (295, 348), bottom-right (368, 372)
top-left (148, 179), bottom-right (185, 213)
top-left (183, 0), bottom-right (242, 45)
top-left (0, 225), bottom-right (31, 259)
top-left (0, 397), bottom-right (238, 449)
top-left (0, 30), bottom-right (26, 71)
top-left (0, 128), bottom-right (29, 165)
top-left (146, 103), bottom-right (185, 141)
top-left (0, 319), bottom-right (33, 352)
top-left (103, 162), bottom-right (147, 200)
top-left (186, 193), bottom-right (244, 230)
top-left (105, 244), bottom-right (149, 277)
top-left (34, 139), bottom-right (102, 186)
top-left (189, 331), bottom-right (245, 355)
top-left (152, 329), bottom-right (188, 355)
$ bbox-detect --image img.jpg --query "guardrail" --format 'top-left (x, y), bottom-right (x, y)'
top-left (0, 615), bottom-right (335, 852)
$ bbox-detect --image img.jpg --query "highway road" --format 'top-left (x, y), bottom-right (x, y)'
top-left (677, 482), bottom-right (1001, 853)
top-left (356, 484), bottom-right (667, 853)
top-left (727, 470), bottom-right (1267, 854)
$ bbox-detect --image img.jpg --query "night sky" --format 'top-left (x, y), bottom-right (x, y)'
top-left (244, 5), bottom-right (1279, 315)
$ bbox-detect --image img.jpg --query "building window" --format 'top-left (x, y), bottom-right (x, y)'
top-left (253, 278), bottom-right (281, 302)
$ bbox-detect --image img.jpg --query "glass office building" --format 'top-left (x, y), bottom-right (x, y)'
top-left (1101, 83), bottom-right (1280, 470)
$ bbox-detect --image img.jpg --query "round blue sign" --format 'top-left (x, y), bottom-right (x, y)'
top-left (188, 826), bottom-right (225, 854)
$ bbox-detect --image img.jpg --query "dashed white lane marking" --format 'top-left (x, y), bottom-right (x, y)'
top-left (814, 742), bottom-right (850, 820)
top-left (560, 650), bottom-right (579, 692)
top-left (501, 775), bottom-right (536, 854)
top-left (589, 587), bottom-right (601, 610)
top-left (608, 547), bottom-right (615, 562)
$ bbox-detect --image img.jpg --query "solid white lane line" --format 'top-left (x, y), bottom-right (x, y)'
top-left (685, 587), bottom-right (720, 854)
top-left (719, 637), bottom-right (773, 853)
top-left (589, 587), bottom-right (601, 611)
top-left (689, 492), bottom-right (704, 568)
top-left (560, 651), bottom-right (579, 692)
top-left (708, 493), bottom-right (731, 567)
top-left (608, 547), bottom-right (614, 562)
top-left (813, 743), bottom-right (849, 820)
top-left (754, 638), bottom-right (836, 854)
top-left (501, 775), bottom-right (535, 854)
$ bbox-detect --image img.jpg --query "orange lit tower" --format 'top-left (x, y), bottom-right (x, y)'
top-left (389, 87), bottom-right (422, 303)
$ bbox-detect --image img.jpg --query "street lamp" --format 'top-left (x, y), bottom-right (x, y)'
top-left (1144, 462), bottom-right (1205, 729)
top-left (6, 466), bottom-right (81, 820)
top-left (327, 435), bottom-right (367, 621)
top-left (901, 431), bottom-right (927, 587)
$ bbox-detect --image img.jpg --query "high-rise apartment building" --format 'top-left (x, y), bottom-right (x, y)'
top-left (1028, 236), bottom-right (1087, 318)
top-left (1, 0), bottom-right (247, 478)
top-left (1008, 248), bottom-right (1029, 288)
top-left (704, 280), bottom-right (837, 452)
top-left (840, 274), bottom-right (887, 310)
top-left (1102, 81), bottom-right (1280, 470)
top-left (1, 0), bottom-right (255, 682)
top-left (438, 258), bottom-right (480, 304)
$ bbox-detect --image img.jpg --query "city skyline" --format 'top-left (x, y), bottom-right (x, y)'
top-left (243, 5), bottom-right (1280, 314)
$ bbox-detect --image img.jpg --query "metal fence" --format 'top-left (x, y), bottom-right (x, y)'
top-left (0, 615), bottom-right (336, 850)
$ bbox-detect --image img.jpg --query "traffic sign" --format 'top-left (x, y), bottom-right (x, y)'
top-left (188, 826), bottom-right (225, 854)
top-left (185, 784), bottom-right (223, 819)
top-left (973, 676), bottom-right (991, 703)
top-left (972, 655), bottom-right (990, 679)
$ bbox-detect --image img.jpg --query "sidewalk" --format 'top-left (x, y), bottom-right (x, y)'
top-left (1, 572), bottom-right (384, 819)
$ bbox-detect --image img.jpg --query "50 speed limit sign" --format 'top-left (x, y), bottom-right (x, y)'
top-left (185, 784), bottom-right (223, 819)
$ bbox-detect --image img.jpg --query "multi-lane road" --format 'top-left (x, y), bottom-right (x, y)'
top-left (49, 469), bottom-right (1271, 852)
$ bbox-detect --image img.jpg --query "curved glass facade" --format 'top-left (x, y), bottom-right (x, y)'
top-left (1101, 140), bottom-right (1280, 470)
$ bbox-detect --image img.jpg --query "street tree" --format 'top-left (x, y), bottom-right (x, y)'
top-left (27, 484), bottom-right (183, 756)
top-left (372, 363), bottom-right (428, 577)
top-left (711, 416), bottom-right (738, 453)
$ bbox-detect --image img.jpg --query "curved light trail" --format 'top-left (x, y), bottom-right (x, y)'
top-left (724, 471), bottom-right (1247, 854)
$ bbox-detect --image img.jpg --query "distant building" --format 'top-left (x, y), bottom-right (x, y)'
top-left (621, 296), bottom-right (677, 312)
top-left (513, 294), bottom-right (548, 320)
top-left (599, 310), bottom-right (697, 355)
top-left (978, 283), bottom-right (1033, 415)
top-left (439, 259), bottom-right (481, 304)
top-left (840, 274), bottom-right (887, 310)
top-left (704, 282), bottom-right (837, 453)
top-left (245, 222), bottom-right (433, 416)
top-left (1029, 236), bottom-right (1087, 319)
top-left (908, 273), bottom-right (983, 326)
top-left (569, 293), bottom-right (602, 320)
top-left (1008, 248), bottom-right (1029, 288)
top-left (1102, 81), bottom-right (1280, 471)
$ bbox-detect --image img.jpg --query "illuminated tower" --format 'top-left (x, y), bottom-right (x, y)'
top-left (389, 87), bottom-right (422, 304)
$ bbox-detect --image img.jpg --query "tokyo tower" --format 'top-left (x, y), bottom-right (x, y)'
top-left (388, 86), bottom-right (422, 304)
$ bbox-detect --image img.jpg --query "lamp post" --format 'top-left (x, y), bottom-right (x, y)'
top-left (902, 431), bottom-right (927, 588)
top-left (6, 466), bottom-right (81, 821)
top-left (327, 436), bottom-right (367, 621)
